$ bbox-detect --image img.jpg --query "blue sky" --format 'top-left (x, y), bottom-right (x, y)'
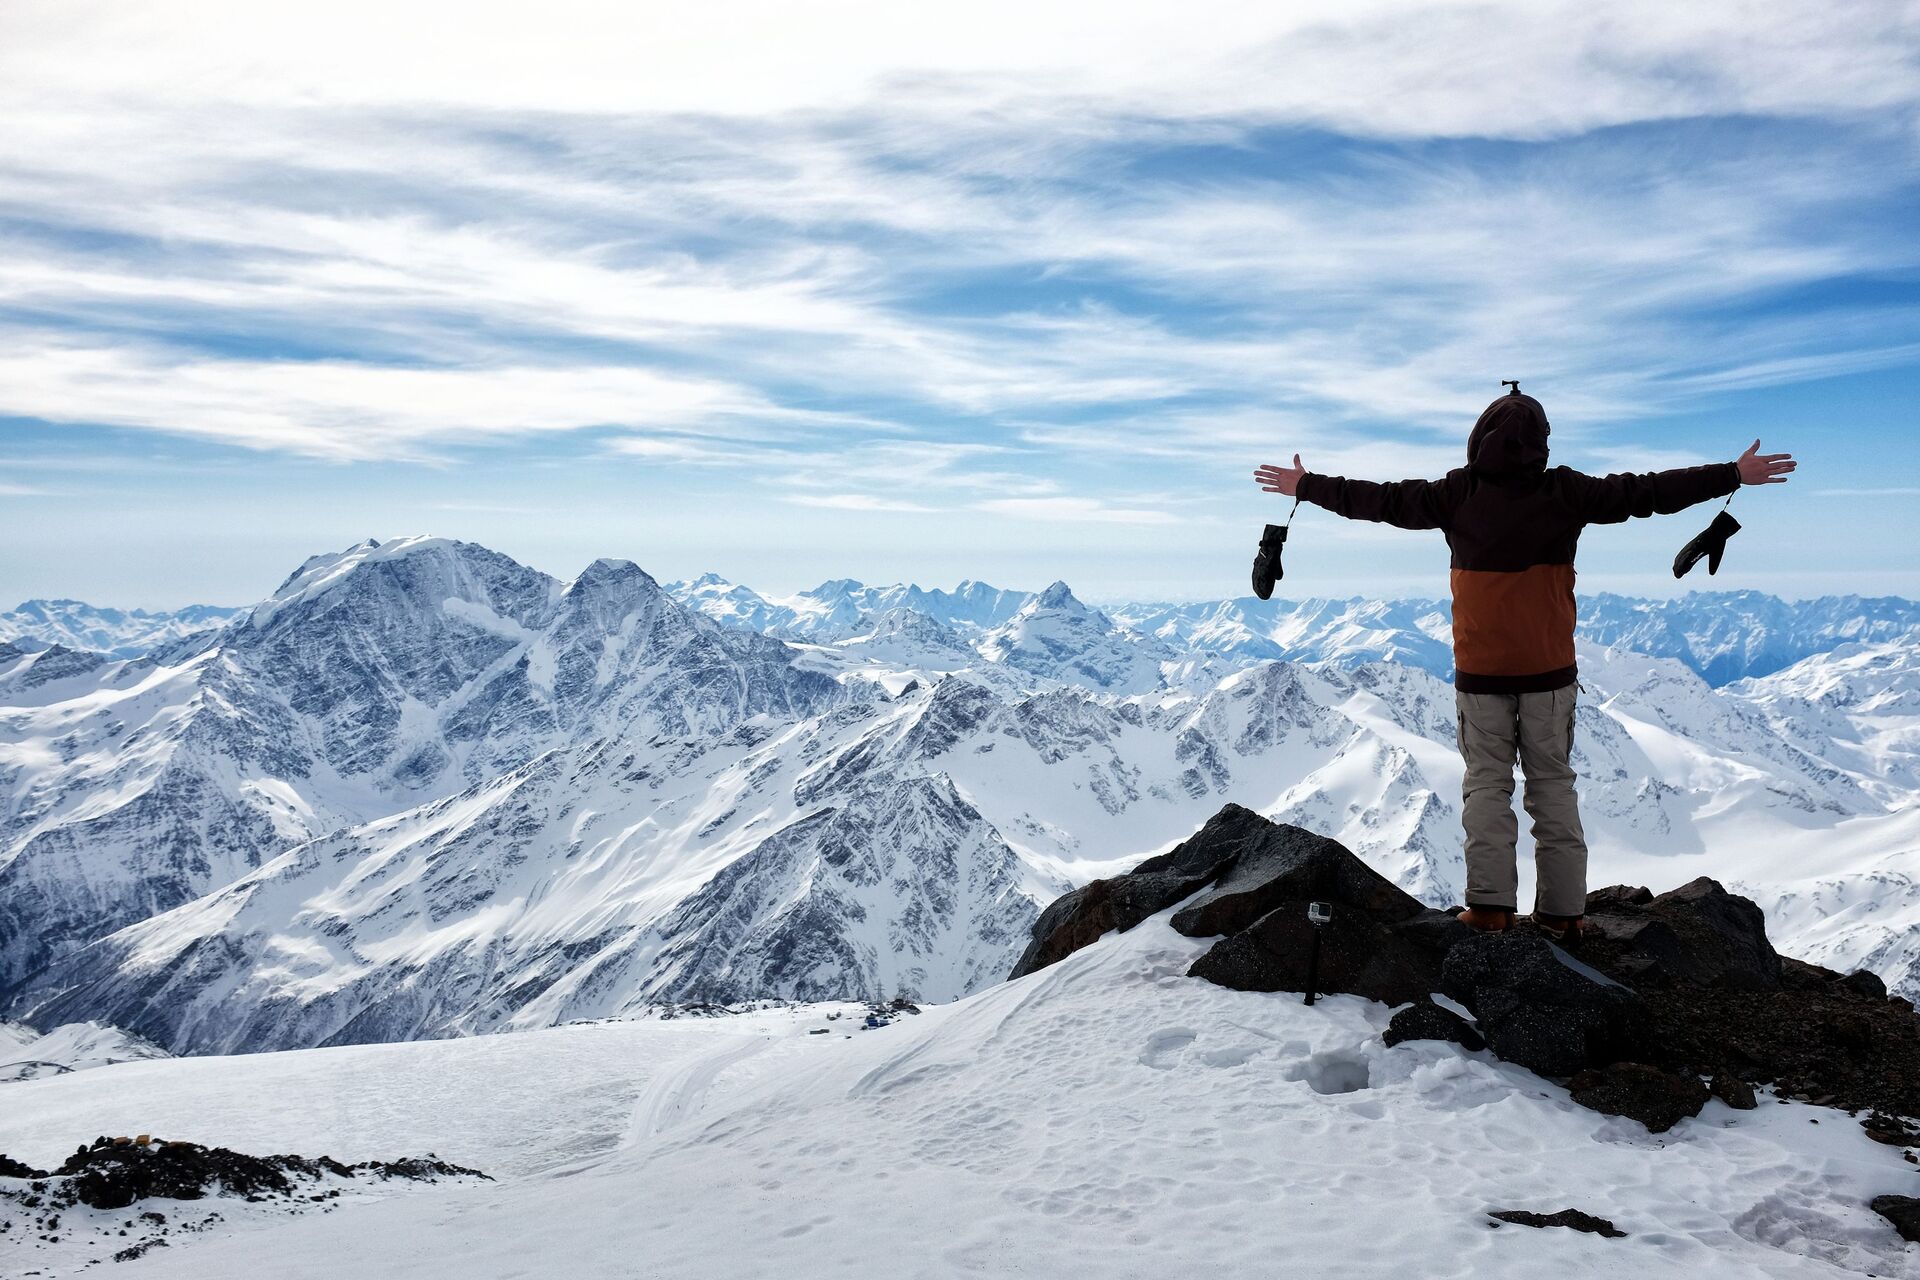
top-left (3, 1), bottom-right (1918, 608)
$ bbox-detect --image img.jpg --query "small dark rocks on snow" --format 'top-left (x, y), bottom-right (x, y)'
top-left (1709, 1072), bottom-right (1758, 1111)
top-left (1488, 1208), bottom-right (1627, 1238)
top-left (1383, 998), bottom-right (1485, 1052)
top-left (1566, 1063), bottom-right (1711, 1134)
top-left (0, 1135), bottom-right (488, 1256)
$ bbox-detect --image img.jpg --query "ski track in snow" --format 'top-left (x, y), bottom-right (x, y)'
top-left (4, 916), bottom-right (1918, 1279)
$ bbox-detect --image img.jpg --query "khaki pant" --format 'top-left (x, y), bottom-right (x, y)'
top-left (1455, 685), bottom-right (1588, 917)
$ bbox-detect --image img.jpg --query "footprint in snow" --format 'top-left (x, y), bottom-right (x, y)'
top-left (1139, 1027), bottom-right (1198, 1069)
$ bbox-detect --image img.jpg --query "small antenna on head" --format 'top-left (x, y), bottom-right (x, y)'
top-left (1502, 380), bottom-right (1521, 396)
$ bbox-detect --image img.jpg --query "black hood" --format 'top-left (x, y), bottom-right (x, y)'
top-left (1467, 392), bottom-right (1550, 477)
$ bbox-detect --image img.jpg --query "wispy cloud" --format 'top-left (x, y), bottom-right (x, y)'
top-left (788, 493), bottom-right (937, 513)
top-left (977, 496), bottom-right (1179, 525)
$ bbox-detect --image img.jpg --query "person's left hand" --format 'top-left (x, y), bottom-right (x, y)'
top-left (1254, 455), bottom-right (1308, 497)
top-left (1735, 439), bottom-right (1795, 485)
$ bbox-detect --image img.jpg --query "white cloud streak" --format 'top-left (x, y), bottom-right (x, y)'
top-left (0, 0), bottom-right (1914, 511)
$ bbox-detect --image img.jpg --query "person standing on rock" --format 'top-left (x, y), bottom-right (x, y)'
top-left (1252, 386), bottom-right (1794, 937)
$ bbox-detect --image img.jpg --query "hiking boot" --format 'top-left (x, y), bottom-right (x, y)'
top-left (1251, 523), bottom-right (1288, 600)
top-left (1452, 905), bottom-right (1515, 933)
top-left (1530, 913), bottom-right (1586, 944)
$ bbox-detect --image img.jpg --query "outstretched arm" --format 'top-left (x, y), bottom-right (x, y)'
top-left (1570, 439), bottom-right (1794, 525)
top-left (1255, 455), bottom-right (1451, 530)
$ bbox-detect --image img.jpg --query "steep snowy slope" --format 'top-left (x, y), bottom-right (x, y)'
top-left (4, 916), bottom-right (1917, 1280)
top-left (0, 538), bottom-right (849, 990)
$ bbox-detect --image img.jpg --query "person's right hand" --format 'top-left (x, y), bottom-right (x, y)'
top-left (1254, 455), bottom-right (1308, 497)
top-left (1736, 440), bottom-right (1795, 485)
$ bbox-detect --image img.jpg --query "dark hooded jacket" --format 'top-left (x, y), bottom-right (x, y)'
top-left (1295, 391), bottom-right (1739, 693)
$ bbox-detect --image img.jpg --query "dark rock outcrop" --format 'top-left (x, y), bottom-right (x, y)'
top-left (1008, 804), bottom-right (1272, 979)
top-left (0, 1153), bottom-right (46, 1179)
top-left (1872, 1194), bottom-right (1920, 1243)
top-left (1566, 1063), bottom-right (1711, 1133)
top-left (1841, 969), bottom-right (1889, 1000)
top-left (1577, 883), bottom-right (1920, 1123)
top-left (1384, 998), bottom-right (1486, 1051)
top-left (1012, 804), bottom-right (1920, 1140)
top-left (1441, 933), bottom-right (1650, 1077)
top-left (11, 1136), bottom-right (489, 1213)
top-left (1581, 878), bottom-right (1779, 990)
top-left (1168, 819), bottom-right (1422, 939)
top-left (1488, 1208), bottom-right (1626, 1238)
top-left (1010, 804), bottom-right (1473, 1003)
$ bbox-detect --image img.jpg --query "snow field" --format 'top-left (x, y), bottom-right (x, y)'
top-left (5, 916), bottom-right (1918, 1278)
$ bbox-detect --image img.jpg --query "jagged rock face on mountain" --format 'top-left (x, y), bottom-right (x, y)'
top-left (0, 538), bottom-right (850, 992)
top-left (642, 775), bottom-right (1035, 1005)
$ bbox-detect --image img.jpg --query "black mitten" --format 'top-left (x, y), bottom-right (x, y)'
top-left (1673, 510), bottom-right (1741, 578)
top-left (1251, 523), bottom-right (1288, 599)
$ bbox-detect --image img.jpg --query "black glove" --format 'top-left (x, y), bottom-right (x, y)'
top-left (1251, 523), bottom-right (1288, 599)
top-left (1673, 509), bottom-right (1740, 578)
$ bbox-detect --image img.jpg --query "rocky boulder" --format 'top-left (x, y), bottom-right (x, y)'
top-left (1010, 802), bottom-right (1473, 1003)
top-left (1580, 878), bottom-right (1780, 991)
top-left (1008, 803), bottom-right (1271, 979)
top-left (1010, 803), bottom-right (1442, 984)
top-left (1566, 1063), bottom-right (1711, 1133)
top-left (1190, 904), bottom-right (1465, 1006)
top-left (1167, 818), bottom-right (1423, 939)
top-left (1872, 1195), bottom-right (1920, 1243)
top-left (1441, 933), bottom-right (1651, 1078)
top-left (1384, 998), bottom-right (1485, 1052)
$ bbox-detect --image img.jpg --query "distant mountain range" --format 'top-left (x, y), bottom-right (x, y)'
top-left (2, 538), bottom-right (1916, 1058)
top-left (0, 599), bottom-right (243, 658)
top-left (11, 579), bottom-right (1918, 688)
top-left (667, 577), bottom-right (1920, 688)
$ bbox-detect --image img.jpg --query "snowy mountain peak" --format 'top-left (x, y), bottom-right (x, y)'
top-left (565, 558), bottom-right (659, 600)
top-left (805, 578), bottom-right (867, 602)
top-left (1034, 580), bottom-right (1082, 612)
top-left (248, 535), bottom-right (551, 633)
